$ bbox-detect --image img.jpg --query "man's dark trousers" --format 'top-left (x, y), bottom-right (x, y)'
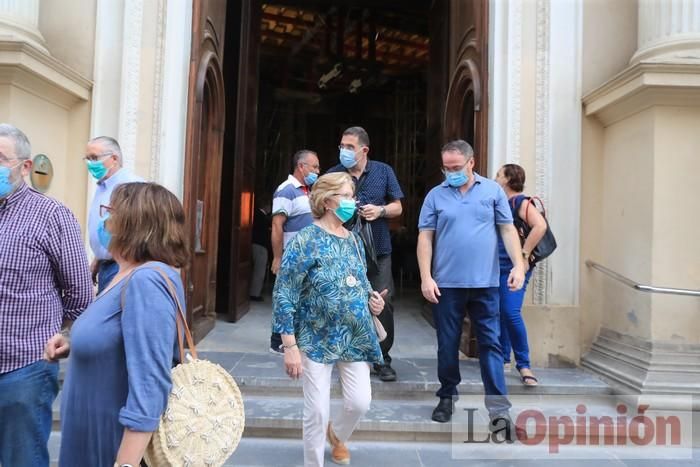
top-left (433, 287), bottom-right (511, 416)
top-left (370, 254), bottom-right (394, 363)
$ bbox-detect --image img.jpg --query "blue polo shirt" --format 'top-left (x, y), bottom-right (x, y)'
top-left (418, 173), bottom-right (513, 288)
top-left (327, 160), bottom-right (404, 256)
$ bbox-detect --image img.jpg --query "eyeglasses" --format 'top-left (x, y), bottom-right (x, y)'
top-left (83, 152), bottom-right (113, 162)
top-left (338, 144), bottom-right (359, 151)
top-left (0, 157), bottom-right (22, 167)
top-left (302, 162), bottom-right (320, 170)
top-left (99, 205), bottom-right (113, 217)
top-left (331, 193), bottom-right (355, 201)
top-left (440, 161), bottom-right (469, 175)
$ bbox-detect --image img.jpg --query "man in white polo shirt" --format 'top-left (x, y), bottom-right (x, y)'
top-left (269, 149), bottom-right (320, 353)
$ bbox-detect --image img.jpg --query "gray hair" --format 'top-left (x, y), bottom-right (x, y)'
top-left (0, 123), bottom-right (31, 160)
top-left (89, 136), bottom-right (123, 166)
top-left (342, 126), bottom-right (370, 147)
top-left (441, 139), bottom-right (474, 159)
top-left (291, 149), bottom-right (317, 171)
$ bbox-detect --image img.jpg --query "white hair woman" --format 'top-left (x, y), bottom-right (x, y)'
top-left (272, 172), bottom-right (386, 467)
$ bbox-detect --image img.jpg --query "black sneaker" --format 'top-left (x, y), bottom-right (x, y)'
top-left (373, 363), bottom-right (397, 382)
top-left (431, 397), bottom-right (455, 423)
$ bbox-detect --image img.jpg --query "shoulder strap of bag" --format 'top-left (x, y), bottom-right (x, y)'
top-left (349, 233), bottom-right (365, 271)
top-left (525, 196), bottom-right (547, 224)
top-left (120, 263), bottom-right (197, 362)
top-left (509, 194), bottom-right (529, 222)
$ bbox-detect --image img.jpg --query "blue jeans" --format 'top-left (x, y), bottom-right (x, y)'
top-left (97, 260), bottom-right (119, 294)
top-left (433, 287), bottom-right (511, 416)
top-left (0, 360), bottom-right (59, 467)
top-left (499, 268), bottom-right (533, 370)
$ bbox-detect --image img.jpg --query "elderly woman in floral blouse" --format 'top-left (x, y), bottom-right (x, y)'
top-left (273, 172), bottom-right (385, 467)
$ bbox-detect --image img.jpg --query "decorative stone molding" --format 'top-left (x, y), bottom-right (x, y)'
top-left (117, 0), bottom-right (144, 171)
top-left (488, 0), bottom-right (522, 173)
top-left (582, 328), bottom-right (700, 408)
top-left (150, 0), bottom-right (167, 182)
top-left (632, 0), bottom-right (700, 64)
top-left (533, 0), bottom-right (550, 305)
top-left (0, 41), bottom-right (91, 108)
top-left (0, 0), bottom-right (48, 54)
top-left (583, 61), bottom-right (700, 126)
top-left (507, 0), bottom-right (522, 166)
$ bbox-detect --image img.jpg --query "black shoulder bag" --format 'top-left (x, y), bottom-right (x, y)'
top-left (344, 175), bottom-right (379, 275)
top-left (511, 196), bottom-right (557, 265)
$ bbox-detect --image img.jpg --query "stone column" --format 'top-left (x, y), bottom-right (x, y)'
top-left (0, 0), bottom-right (48, 53)
top-left (582, 0), bottom-right (700, 409)
top-left (632, 0), bottom-right (700, 63)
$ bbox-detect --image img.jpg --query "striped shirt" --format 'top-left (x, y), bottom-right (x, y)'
top-left (0, 184), bottom-right (93, 374)
top-left (272, 175), bottom-right (313, 248)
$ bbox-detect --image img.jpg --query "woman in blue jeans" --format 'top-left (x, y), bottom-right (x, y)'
top-left (495, 164), bottom-right (548, 386)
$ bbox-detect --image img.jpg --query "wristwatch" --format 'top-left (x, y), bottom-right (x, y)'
top-left (379, 206), bottom-right (386, 218)
top-left (113, 463), bottom-right (134, 467)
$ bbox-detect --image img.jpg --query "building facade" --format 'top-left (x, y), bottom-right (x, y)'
top-left (1, 0), bottom-right (697, 400)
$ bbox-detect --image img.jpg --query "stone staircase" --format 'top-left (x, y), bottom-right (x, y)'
top-left (50, 351), bottom-right (617, 465)
top-left (49, 351), bottom-right (700, 467)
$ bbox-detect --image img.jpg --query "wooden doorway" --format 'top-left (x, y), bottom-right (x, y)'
top-left (216, 0), bottom-right (261, 323)
top-left (436, 0), bottom-right (491, 358)
top-left (183, 0), bottom-right (227, 341)
top-left (452, 0), bottom-right (489, 358)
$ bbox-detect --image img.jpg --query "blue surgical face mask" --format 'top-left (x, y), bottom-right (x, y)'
top-left (446, 170), bottom-right (469, 188)
top-left (0, 162), bottom-right (22, 199)
top-left (339, 148), bottom-right (357, 169)
top-left (86, 159), bottom-right (108, 180)
top-left (97, 214), bottom-right (112, 250)
top-left (304, 172), bottom-right (318, 186)
top-left (334, 198), bottom-right (356, 223)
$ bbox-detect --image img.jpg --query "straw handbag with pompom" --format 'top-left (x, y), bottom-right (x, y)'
top-left (123, 265), bottom-right (245, 467)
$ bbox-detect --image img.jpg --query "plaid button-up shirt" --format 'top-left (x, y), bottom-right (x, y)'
top-left (0, 184), bottom-right (93, 374)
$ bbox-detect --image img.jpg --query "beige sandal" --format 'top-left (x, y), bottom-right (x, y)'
top-left (519, 368), bottom-right (538, 387)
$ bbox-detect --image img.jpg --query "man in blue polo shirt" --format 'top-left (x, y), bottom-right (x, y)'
top-left (269, 149), bottom-right (320, 353)
top-left (417, 139), bottom-right (525, 427)
top-left (328, 126), bottom-right (404, 381)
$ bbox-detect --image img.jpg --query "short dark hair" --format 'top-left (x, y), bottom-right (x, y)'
top-left (108, 182), bottom-right (190, 268)
top-left (441, 139), bottom-right (474, 159)
top-left (342, 126), bottom-right (370, 147)
top-left (291, 149), bottom-right (316, 171)
top-left (501, 163), bottom-right (526, 192)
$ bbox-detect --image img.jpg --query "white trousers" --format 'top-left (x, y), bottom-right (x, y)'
top-left (301, 355), bottom-right (372, 467)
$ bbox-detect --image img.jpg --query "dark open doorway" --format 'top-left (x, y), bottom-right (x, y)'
top-left (206, 1), bottom-right (490, 358)
top-left (251, 1), bottom-right (434, 303)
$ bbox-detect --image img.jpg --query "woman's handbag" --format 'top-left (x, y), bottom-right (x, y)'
top-left (512, 196), bottom-right (557, 265)
top-left (122, 265), bottom-right (245, 467)
top-left (349, 234), bottom-right (387, 342)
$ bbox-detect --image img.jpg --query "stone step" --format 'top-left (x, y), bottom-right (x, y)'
top-left (56, 352), bottom-right (611, 402)
top-left (201, 351), bottom-right (613, 400)
top-left (52, 432), bottom-right (700, 467)
top-left (235, 394), bottom-right (630, 442)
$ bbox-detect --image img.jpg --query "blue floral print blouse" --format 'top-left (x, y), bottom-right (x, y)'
top-left (272, 224), bottom-right (383, 364)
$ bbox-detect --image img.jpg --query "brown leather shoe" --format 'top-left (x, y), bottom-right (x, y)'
top-left (327, 423), bottom-right (350, 464)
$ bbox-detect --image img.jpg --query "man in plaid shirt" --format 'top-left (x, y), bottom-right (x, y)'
top-left (0, 124), bottom-right (93, 467)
